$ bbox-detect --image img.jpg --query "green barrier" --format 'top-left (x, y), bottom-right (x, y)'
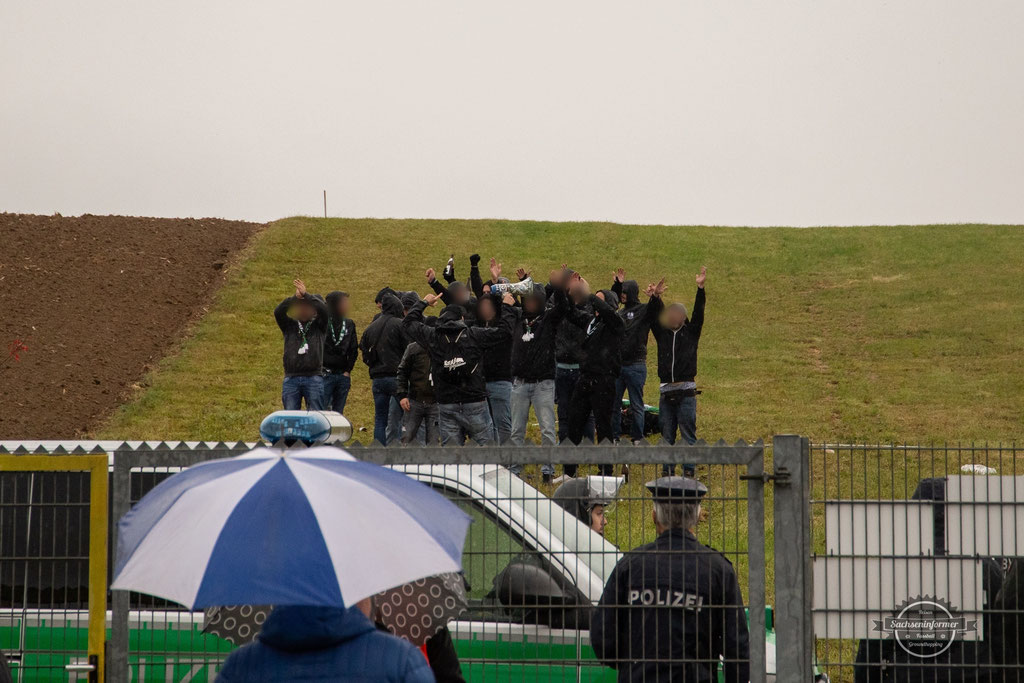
top-left (2, 606), bottom-right (776, 682)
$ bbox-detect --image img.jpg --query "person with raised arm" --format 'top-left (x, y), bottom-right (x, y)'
top-left (609, 268), bottom-right (665, 445)
top-left (402, 291), bottom-right (516, 445)
top-left (651, 267), bottom-right (706, 476)
top-left (274, 278), bottom-right (328, 410)
top-left (562, 274), bottom-right (626, 475)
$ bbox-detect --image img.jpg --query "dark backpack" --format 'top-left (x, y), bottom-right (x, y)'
top-left (360, 317), bottom-right (389, 368)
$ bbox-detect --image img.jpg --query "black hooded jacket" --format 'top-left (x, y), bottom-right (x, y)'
top-left (565, 293), bottom-right (625, 378)
top-left (428, 279), bottom-right (477, 325)
top-left (511, 285), bottom-right (570, 381)
top-left (651, 288), bottom-right (705, 384)
top-left (403, 300), bottom-right (515, 404)
top-left (610, 280), bottom-right (664, 365)
top-left (274, 294), bottom-right (329, 377)
top-left (547, 270), bottom-right (591, 367)
top-left (555, 298), bottom-right (591, 366)
top-left (322, 292), bottom-right (358, 374)
top-left (359, 293), bottom-right (408, 379)
top-left (395, 342), bottom-right (435, 404)
top-left (474, 295), bottom-right (513, 382)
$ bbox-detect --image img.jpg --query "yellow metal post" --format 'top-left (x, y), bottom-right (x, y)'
top-left (88, 456), bottom-right (108, 682)
top-left (0, 455), bottom-right (108, 682)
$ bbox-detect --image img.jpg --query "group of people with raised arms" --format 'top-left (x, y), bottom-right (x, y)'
top-left (268, 261), bottom-right (753, 682)
top-left (274, 254), bottom-right (707, 481)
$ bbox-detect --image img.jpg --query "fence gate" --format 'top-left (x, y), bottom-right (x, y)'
top-left (357, 440), bottom-right (771, 683)
top-left (105, 440), bottom-right (771, 682)
top-left (0, 454), bottom-right (108, 682)
top-left (806, 441), bottom-right (1024, 682)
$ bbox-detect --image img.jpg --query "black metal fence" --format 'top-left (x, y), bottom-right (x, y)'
top-left (1, 469), bottom-right (93, 682)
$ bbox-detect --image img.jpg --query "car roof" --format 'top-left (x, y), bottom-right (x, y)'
top-left (393, 463), bottom-right (621, 602)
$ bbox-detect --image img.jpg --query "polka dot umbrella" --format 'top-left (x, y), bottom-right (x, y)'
top-left (375, 572), bottom-right (468, 646)
top-left (201, 573), bottom-right (468, 648)
top-left (202, 605), bottom-right (271, 646)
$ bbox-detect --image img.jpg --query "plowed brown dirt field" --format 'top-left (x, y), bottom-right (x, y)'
top-left (0, 213), bottom-right (261, 438)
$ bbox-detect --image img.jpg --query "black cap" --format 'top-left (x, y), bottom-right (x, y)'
top-left (399, 291), bottom-right (420, 310)
top-left (645, 476), bottom-right (707, 502)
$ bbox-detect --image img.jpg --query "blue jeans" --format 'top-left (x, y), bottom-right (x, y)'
top-left (371, 377), bottom-right (399, 445)
top-left (486, 381), bottom-right (513, 445)
top-left (660, 392), bottom-right (697, 476)
top-left (555, 366), bottom-right (594, 444)
top-left (282, 375), bottom-right (324, 410)
top-left (510, 379), bottom-right (556, 475)
top-left (321, 373), bottom-right (351, 414)
top-left (612, 362), bottom-right (647, 442)
top-left (402, 400), bottom-right (439, 445)
top-left (387, 397), bottom-right (404, 445)
top-left (439, 401), bottom-right (495, 446)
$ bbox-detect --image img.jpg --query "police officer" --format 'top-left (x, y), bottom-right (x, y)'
top-left (590, 477), bottom-right (750, 683)
top-left (552, 475), bottom-right (624, 537)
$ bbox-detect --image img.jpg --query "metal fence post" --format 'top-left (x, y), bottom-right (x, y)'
top-left (746, 446), bottom-right (767, 683)
top-left (107, 448), bottom-right (131, 683)
top-left (773, 434), bottom-right (813, 682)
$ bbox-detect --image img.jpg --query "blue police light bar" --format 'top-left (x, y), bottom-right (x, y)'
top-left (259, 410), bottom-right (352, 447)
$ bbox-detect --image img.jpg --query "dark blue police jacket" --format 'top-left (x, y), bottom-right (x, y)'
top-left (590, 527), bottom-right (750, 683)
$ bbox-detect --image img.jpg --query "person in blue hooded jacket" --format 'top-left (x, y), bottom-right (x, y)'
top-left (216, 600), bottom-right (435, 683)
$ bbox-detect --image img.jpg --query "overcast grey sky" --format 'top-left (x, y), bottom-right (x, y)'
top-left (2, 1), bottom-right (1022, 226)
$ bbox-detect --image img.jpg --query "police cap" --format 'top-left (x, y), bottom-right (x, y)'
top-left (645, 476), bottom-right (707, 502)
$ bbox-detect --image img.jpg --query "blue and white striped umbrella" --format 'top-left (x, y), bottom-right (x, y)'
top-left (111, 447), bottom-right (471, 609)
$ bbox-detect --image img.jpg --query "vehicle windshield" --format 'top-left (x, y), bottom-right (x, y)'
top-left (480, 468), bottom-right (621, 586)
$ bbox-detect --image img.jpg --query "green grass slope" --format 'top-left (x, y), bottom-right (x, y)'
top-left (97, 218), bottom-right (1023, 444)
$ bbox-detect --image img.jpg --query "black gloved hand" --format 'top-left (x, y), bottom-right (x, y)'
top-left (469, 254), bottom-right (481, 266)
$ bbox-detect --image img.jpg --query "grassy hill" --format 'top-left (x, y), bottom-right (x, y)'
top-left (96, 218), bottom-right (1023, 445)
top-left (93, 218), bottom-right (1021, 677)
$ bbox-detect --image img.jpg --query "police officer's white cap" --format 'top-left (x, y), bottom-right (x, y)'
top-left (645, 476), bottom-right (707, 502)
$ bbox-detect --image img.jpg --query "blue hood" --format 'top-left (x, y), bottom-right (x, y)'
top-left (258, 605), bottom-right (375, 653)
